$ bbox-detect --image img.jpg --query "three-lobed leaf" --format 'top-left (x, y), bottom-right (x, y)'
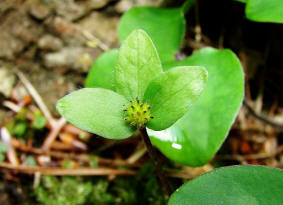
top-left (169, 165), bottom-right (283, 205)
top-left (61, 29), bottom-right (209, 142)
top-left (149, 47), bottom-right (244, 166)
top-left (115, 29), bottom-right (162, 101)
top-left (144, 66), bottom-right (207, 131)
top-left (56, 88), bottom-right (134, 140)
top-left (82, 2), bottom-right (246, 168)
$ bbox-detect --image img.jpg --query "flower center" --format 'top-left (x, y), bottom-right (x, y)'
top-left (123, 97), bottom-right (153, 128)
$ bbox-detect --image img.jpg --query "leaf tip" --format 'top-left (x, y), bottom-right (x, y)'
top-left (56, 99), bottom-right (65, 116)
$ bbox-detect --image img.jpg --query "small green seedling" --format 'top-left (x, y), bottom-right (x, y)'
top-left (57, 29), bottom-right (207, 196)
top-left (86, 4), bottom-right (245, 167)
top-left (56, 29), bottom-right (207, 140)
top-left (55, 3), bottom-right (283, 203)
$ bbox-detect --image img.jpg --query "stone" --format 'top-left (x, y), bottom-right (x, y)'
top-left (38, 35), bottom-right (63, 51)
top-left (0, 9), bottom-right (43, 60)
top-left (46, 17), bottom-right (85, 46)
top-left (78, 11), bottom-right (119, 48)
top-left (0, 32), bottom-right (25, 60)
top-left (48, 0), bottom-right (111, 21)
top-left (0, 0), bottom-right (16, 16)
top-left (29, 3), bottom-right (50, 20)
top-left (115, 0), bottom-right (163, 13)
top-left (43, 47), bottom-right (98, 71)
top-left (0, 67), bottom-right (16, 97)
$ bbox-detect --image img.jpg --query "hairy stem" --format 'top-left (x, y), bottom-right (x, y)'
top-left (139, 127), bottom-right (173, 197)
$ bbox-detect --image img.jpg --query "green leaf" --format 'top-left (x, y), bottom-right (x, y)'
top-left (0, 142), bottom-right (7, 162)
top-left (115, 29), bottom-right (162, 101)
top-left (245, 0), bottom-right (283, 23)
top-left (13, 122), bottom-right (27, 137)
top-left (0, 141), bottom-right (8, 153)
top-left (89, 155), bottom-right (99, 168)
top-left (118, 7), bottom-right (186, 63)
top-left (26, 155), bottom-right (37, 166)
top-left (85, 49), bottom-right (118, 91)
top-left (149, 47), bottom-right (244, 166)
top-left (0, 153), bottom-right (5, 162)
top-left (144, 66), bottom-right (207, 131)
top-left (61, 159), bottom-right (76, 169)
top-left (56, 88), bottom-right (135, 140)
top-left (169, 165), bottom-right (283, 205)
top-left (32, 114), bottom-right (47, 129)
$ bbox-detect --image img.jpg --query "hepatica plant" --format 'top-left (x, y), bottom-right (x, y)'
top-left (56, 5), bottom-right (283, 203)
top-left (56, 29), bottom-right (207, 140)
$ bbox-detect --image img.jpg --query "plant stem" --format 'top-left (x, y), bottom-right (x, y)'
top-left (182, 0), bottom-right (195, 14)
top-left (139, 127), bottom-right (173, 197)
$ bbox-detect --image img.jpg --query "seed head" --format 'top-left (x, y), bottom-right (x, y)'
top-left (123, 97), bottom-right (154, 128)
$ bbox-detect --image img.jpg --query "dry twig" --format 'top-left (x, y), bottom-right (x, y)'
top-left (243, 100), bottom-right (283, 132)
top-left (217, 144), bottom-right (283, 161)
top-left (41, 118), bottom-right (67, 151)
top-left (12, 138), bottom-right (141, 168)
top-left (0, 162), bottom-right (135, 176)
top-left (16, 71), bottom-right (56, 127)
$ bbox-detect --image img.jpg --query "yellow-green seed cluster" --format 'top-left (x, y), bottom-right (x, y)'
top-left (123, 97), bottom-right (153, 128)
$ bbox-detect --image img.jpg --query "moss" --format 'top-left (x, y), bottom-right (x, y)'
top-left (32, 163), bottom-right (166, 205)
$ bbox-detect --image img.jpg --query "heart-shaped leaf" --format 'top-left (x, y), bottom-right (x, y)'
top-left (115, 29), bottom-right (162, 101)
top-left (85, 49), bottom-right (118, 91)
top-left (169, 165), bottom-right (283, 205)
top-left (149, 47), bottom-right (244, 166)
top-left (144, 66), bottom-right (207, 131)
top-left (118, 7), bottom-right (186, 63)
top-left (245, 0), bottom-right (283, 23)
top-left (56, 88), bottom-right (134, 140)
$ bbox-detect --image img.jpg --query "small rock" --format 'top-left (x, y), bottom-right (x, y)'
top-left (43, 47), bottom-right (98, 70)
top-left (0, 67), bottom-right (16, 97)
top-left (0, 9), bottom-right (43, 60)
top-left (78, 12), bottom-right (119, 48)
top-left (115, 0), bottom-right (163, 13)
top-left (0, 33), bottom-right (25, 60)
top-left (0, 0), bottom-right (16, 16)
top-left (49, 0), bottom-right (110, 21)
top-left (29, 3), bottom-right (50, 20)
top-left (10, 83), bottom-right (28, 102)
top-left (38, 34), bottom-right (63, 51)
top-left (48, 17), bottom-right (85, 46)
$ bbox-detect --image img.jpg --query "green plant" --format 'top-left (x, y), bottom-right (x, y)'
top-left (57, 29), bottom-right (207, 195)
top-left (57, 29), bottom-right (207, 139)
top-left (234, 0), bottom-right (283, 23)
top-left (34, 176), bottom-right (93, 205)
top-left (86, 3), bottom-right (244, 167)
top-left (57, 2), bottom-right (283, 204)
top-left (33, 163), bottom-right (165, 205)
top-left (168, 165), bottom-right (283, 205)
top-left (6, 108), bottom-right (46, 141)
top-left (0, 141), bottom-right (7, 162)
